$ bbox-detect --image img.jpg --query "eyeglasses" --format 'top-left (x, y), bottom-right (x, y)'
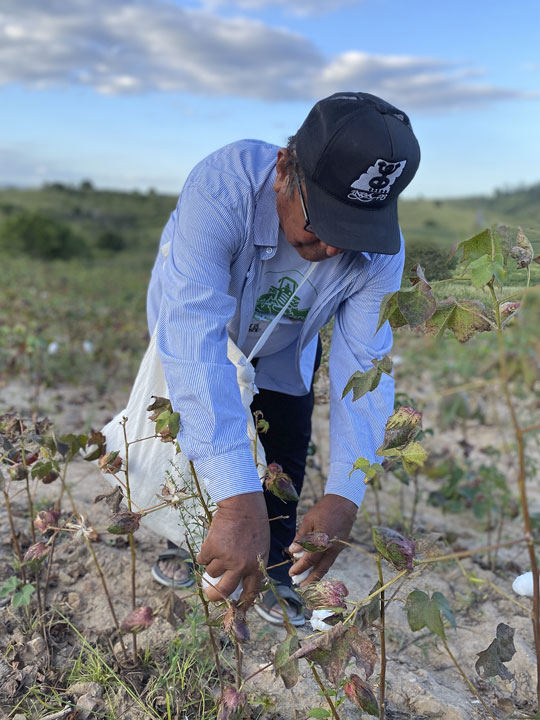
top-left (294, 170), bottom-right (315, 234)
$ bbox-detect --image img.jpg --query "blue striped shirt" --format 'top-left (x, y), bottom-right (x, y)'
top-left (147, 140), bottom-right (404, 507)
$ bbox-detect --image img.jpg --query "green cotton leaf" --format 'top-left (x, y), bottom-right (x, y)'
top-left (349, 457), bottom-right (384, 481)
top-left (404, 590), bottom-right (448, 639)
top-left (350, 457), bottom-right (371, 474)
top-left (342, 355), bottom-right (393, 402)
top-left (432, 592), bottom-right (456, 630)
top-left (475, 623), bottom-right (516, 680)
top-left (401, 442), bottom-right (428, 474)
top-left (510, 227), bottom-right (533, 269)
top-left (395, 278), bottom-right (437, 330)
top-left (424, 301), bottom-right (456, 339)
top-left (274, 632), bottom-right (299, 689)
top-left (451, 228), bottom-right (500, 265)
top-left (31, 460), bottom-right (53, 479)
top-left (427, 298), bottom-right (493, 343)
top-left (57, 433), bottom-right (88, 460)
top-left (155, 410), bottom-right (172, 434)
top-left (12, 584), bottom-right (35, 609)
top-left (167, 412), bottom-right (181, 439)
top-left (342, 367), bottom-right (380, 402)
top-left (376, 291), bottom-right (408, 333)
top-left (376, 355), bottom-right (393, 374)
top-left (468, 253), bottom-right (506, 288)
top-left (0, 576), bottom-right (19, 597)
top-left (307, 707), bottom-right (332, 719)
top-left (377, 406), bottom-right (422, 453)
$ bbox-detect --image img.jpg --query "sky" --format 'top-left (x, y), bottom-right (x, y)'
top-left (1, 0), bottom-right (539, 198)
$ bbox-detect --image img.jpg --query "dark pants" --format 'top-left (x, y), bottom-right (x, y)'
top-left (251, 338), bottom-right (322, 586)
top-left (169, 339), bottom-right (321, 588)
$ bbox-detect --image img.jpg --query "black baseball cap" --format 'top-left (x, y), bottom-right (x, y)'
top-left (295, 92), bottom-right (420, 254)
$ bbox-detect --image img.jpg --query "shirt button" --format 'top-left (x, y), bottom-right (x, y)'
top-left (265, 247), bottom-right (273, 255)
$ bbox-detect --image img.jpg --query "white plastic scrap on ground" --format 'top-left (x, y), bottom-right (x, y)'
top-left (512, 571), bottom-right (534, 597)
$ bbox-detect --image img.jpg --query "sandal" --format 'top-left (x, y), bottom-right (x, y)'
top-left (151, 548), bottom-right (195, 589)
top-left (254, 584), bottom-right (305, 627)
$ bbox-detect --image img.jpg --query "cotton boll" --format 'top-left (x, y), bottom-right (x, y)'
top-left (202, 571), bottom-right (243, 601)
top-left (47, 342), bottom-right (59, 355)
top-left (82, 340), bottom-right (94, 354)
top-left (513, 571), bottom-right (534, 597)
top-left (309, 608), bottom-right (334, 632)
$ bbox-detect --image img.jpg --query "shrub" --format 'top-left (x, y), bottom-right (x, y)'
top-left (0, 211), bottom-right (86, 260)
top-left (404, 240), bottom-right (457, 281)
top-left (96, 230), bottom-right (126, 252)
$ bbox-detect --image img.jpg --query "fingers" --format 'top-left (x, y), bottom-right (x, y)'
top-left (203, 569), bottom-right (243, 602)
top-left (238, 570), bottom-right (263, 608)
top-left (289, 550), bottom-right (322, 578)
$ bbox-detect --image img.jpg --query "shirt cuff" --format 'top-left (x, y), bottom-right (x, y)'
top-left (194, 447), bottom-right (263, 503)
top-left (324, 462), bottom-right (368, 508)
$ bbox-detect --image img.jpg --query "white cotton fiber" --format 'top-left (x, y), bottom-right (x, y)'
top-left (201, 571), bottom-right (243, 601)
top-left (512, 571), bottom-right (534, 597)
top-left (310, 609), bottom-right (334, 632)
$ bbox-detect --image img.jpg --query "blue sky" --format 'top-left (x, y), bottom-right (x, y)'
top-left (1, 0), bottom-right (539, 198)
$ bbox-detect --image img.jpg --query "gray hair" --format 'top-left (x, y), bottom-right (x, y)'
top-left (282, 135), bottom-right (305, 198)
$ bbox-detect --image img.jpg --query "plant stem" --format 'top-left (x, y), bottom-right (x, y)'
top-left (409, 472), bottom-right (419, 535)
top-left (234, 640), bottom-right (243, 689)
top-left (84, 537), bottom-right (129, 663)
top-left (376, 555), bottom-right (386, 720)
top-left (121, 418), bottom-right (138, 660)
top-left (2, 488), bottom-right (26, 584)
top-left (241, 661), bottom-right (274, 687)
top-left (442, 637), bottom-right (497, 720)
top-left (414, 536), bottom-right (528, 565)
top-left (349, 570), bottom-right (408, 608)
top-left (309, 662), bottom-right (341, 720)
top-left (490, 282), bottom-right (540, 709)
top-left (184, 535), bottom-right (224, 692)
top-left (25, 475), bottom-right (36, 545)
top-left (189, 461), bottom-right (213, 527)
top-left (258, 558), bottom-right (295, 635)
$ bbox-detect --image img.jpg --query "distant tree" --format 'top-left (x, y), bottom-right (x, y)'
top-left (79, 179), bottom-right (94, 192)
top-left (97, 230), bottom-right (126, 252)
top-left (0, 211), bottom-right (86, 260)
top-left (404, 239), bottom-right (457, 282)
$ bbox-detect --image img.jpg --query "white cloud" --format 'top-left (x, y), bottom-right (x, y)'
top-left (199, 0), bottom-right (358, 17)
top-left (0, 0), bottom-right (533, 110)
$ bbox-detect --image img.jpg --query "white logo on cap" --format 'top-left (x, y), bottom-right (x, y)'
top-left (348, 159), bottom-right (406, 203)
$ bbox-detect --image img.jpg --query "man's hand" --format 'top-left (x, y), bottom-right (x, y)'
top-left (196, 492), bottom-right (269, 604)
top-left (288, 494), bottom-right (357, 586)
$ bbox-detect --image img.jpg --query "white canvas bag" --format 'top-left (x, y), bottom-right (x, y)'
top-left (100, 244), bottom-right (316, 546)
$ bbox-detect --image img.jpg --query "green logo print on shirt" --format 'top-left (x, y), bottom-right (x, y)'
top-left (254, 276), bottom-right (309, 321)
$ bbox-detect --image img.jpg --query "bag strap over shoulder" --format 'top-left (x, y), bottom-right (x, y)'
top-left (159, 238), bottom-right (316, 363)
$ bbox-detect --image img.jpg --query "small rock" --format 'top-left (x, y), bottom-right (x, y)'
top-left (12, 715), bottom-right (26, 720)
top-left (27, 636), bottom-right (47, 656)
top-left (67, 591), bottom-right (81, 609)
top-left (67, 681), bottom-right (104, 698)
top-left (58, 570), bottom-right (74, 585)
top-left (75, 693), bottom-right (103, 720)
